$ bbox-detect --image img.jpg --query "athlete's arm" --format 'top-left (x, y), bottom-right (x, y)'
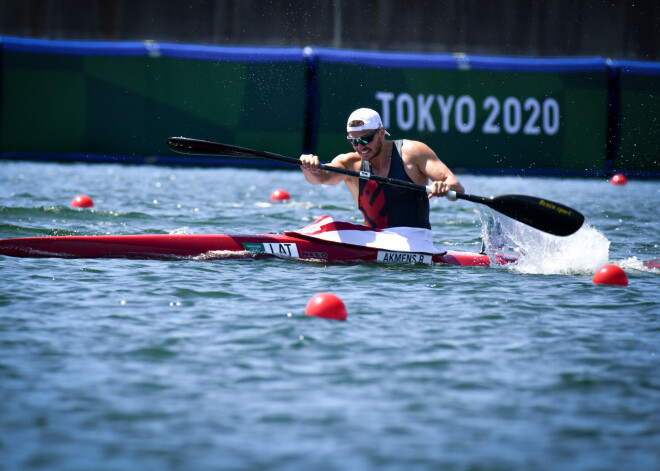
top-left (406, 140), bottom-right (464, 200)
top-left (300, 153), bottom-right (353, 186)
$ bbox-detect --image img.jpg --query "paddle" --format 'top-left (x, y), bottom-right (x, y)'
top-left (167, 137), bottom-right (585, 236)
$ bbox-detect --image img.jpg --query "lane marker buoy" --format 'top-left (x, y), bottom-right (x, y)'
top-left (71, 195), bottom-right (94, 208)
top-left (270, 189), bottom-right (291, 201)
top-left (305, 292), bottom-right (347, 321)
top-left (593, 264), bottom-right (628, 286)
top-left (610, 174), bottom-right (627, 185)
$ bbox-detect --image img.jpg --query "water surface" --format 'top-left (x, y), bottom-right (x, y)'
top-left (1, 162), bottom-right (659, 470)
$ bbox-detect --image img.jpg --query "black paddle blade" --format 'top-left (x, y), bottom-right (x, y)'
top-left (167, 137), bottom-right (253, 158)
top-left (167, 137), bottom-right (304, 165)
top-left (485, 194), bottom-right (584, 236)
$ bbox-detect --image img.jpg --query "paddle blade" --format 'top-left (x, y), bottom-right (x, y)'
top-left (485, 194), bottom-right (584, 236)
top-left (167, 137), bottom-right (304, 166)
top-left (167, 137), bottom-right (254, 157)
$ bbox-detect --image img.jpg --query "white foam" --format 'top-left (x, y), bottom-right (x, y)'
top-left (170, 227), bottom-right (195, 234)
top-left (617, 256), bottom-right (660, 273)
top-left (479, 208), bottom-right (610, 275)
top-left (193, 250), bottom-right (252, 260)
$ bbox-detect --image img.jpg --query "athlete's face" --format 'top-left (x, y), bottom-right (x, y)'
top-left (347, 129), bottom-right (382, 160)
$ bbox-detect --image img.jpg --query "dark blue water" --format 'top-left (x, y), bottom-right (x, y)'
top-left (1, 161), bottom-right (659, 470)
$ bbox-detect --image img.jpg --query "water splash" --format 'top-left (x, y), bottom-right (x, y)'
top-left (170, 227), bottom-right (195, 234)
top-left (478, 208), bottom-right (610, 275)
top-left (617, 256), bottom-right (660, 273)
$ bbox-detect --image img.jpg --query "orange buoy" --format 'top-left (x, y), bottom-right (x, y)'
top-left (610, 174), bottom-right (627, 185)
top-left (270, 189), bottom-right (291, 201)
top-left (71, 195), bottom-right (94, 208)
top-left (305, 293), bottom-right (347, 321)
top-left (593, 265), bottom-right (628, 286)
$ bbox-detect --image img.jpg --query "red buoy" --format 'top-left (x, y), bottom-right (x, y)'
top-left (270, 189), bottom-right (291, 201)
top-left (593, 265), bottom-right (628, 286)
top-left (71, 195), bottom-right (94, 208)
top-left (610, 174), bottom-right (627, 185)
top-left (305, 293), bottom-right (347, 321)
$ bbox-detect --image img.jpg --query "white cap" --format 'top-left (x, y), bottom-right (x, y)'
top-left (346, 108), bottom-right (390, 136)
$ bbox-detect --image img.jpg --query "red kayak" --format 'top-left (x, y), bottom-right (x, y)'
top-left (0, 231), bottom-right (518, 266)
top-left (0, 215), bottom-right (520, 266)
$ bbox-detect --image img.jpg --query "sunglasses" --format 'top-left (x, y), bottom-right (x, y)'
top-left (347, 130), bottom-right (379, 146)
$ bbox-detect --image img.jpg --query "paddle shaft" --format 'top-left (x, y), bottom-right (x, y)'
top-left (167, 137), bottom-right (584, 236)
top-left (167, 137), bottom-right (430, 193)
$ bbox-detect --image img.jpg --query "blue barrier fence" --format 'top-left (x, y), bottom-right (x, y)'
top-left (1, 36), bottom-right (658, 177)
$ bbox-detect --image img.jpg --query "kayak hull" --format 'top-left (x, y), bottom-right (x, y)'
top-left (0, 233), bottom-right (517, 266)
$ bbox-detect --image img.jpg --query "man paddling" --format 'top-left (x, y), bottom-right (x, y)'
top-left (300, 108), bottom-right (465, 229)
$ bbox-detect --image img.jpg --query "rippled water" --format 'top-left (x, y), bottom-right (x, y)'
top-left (1, 161), bottom-right (659, 470)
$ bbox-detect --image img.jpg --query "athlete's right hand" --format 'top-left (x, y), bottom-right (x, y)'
top-left (300, 154), bottom-right (322, 174)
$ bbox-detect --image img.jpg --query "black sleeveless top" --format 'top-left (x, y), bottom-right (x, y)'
top-left (358, 140), bottom-right (431, 229)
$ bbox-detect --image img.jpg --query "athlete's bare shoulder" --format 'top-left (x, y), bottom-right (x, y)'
top-left (399, 139), bottom-right (437, 161)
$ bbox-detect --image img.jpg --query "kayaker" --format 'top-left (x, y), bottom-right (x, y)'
top-left (300, 108), bottom-right (465, 229)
